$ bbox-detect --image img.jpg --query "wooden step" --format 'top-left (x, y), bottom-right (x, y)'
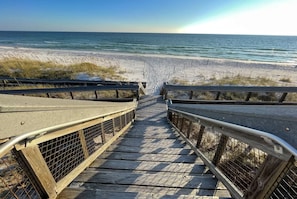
top-left (89, 159), bottom-right (206, 174)
top-left (72, 170), bottom-right (224, 190)
top-left (99, 152), bottom-right (202, 163)
top-left (112, 138), bottom-right (186, 148)
top-left (58, 188), bottom-right (232, 199)
top-left (107, 145), bottom-right (193, 155)
top-left (65, 183), bottom-right (231, 198)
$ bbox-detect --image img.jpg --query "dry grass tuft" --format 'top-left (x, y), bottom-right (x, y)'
top-left (0, 58), bottom-right (122, 80)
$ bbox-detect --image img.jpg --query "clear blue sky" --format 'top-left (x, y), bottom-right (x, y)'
top-left (0, 0), bottom-right (296, 35)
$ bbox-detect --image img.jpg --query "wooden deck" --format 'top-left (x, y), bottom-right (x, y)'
top-left (57, 96), bottom-right (231, 199)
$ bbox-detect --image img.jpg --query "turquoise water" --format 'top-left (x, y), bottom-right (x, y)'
top-left (0, 31), bottom-right (297, 63)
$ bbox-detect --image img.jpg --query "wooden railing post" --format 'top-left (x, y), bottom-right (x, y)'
top-left (279, 92), bottom-right (288, 103)
top-left (116, 90), bottom-right (119, 98)
top-left (186, 121), bottom-right (193, 138)
top-left (78, 130), bottom-right (89, 159)
top-left (94, 90), bottom-right (98, 99)
top-left (215, 91), bottom-right (221, 100)
top-left (19, 146), bottom-right (57, 199)
top-left (196, 125), bottom-right (205, 148)
top-left (189, 90), bottom-right (194, 99)
top-left (101, 123), bottom-right (106, 143)
top-left (112, 118), bottom-right (116, 135)
top-left (180, 117), bottom-right (185, 131)
top-left (70, 92), bottom-right (74, 99)
top-left (212, 134), bottom-right (229, 165)
top-left (245, 156), bottom-right (294, 199)
top-left (245, 92), bottom-right (252, 101)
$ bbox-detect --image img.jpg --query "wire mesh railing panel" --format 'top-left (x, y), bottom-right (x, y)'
top-left (121, 115), bottom-right (126, 127)
top-left (198, 129), bottom-right (221, 160)
top-left (38, 132), bottom-right (85, 182)
top-left (103, 120), bottom-right (114, 135)
top-left (0, 151), bottom-right (41, 199)
top-left (103, 119), bottom-right (114, 141)
top-left (84, 124), bottom-right (103, 155)
top-left (269, 162), bottom-right (297, 199)
top-left (217, 137), bottom-right (267, 193)
top-left (114, 117), bottom-right (121, 133)
top-left (126, 111), bottom-right (134, 124)
top-left (188, 122), bottom-right (201, 143)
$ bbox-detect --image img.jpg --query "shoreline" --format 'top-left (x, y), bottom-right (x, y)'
top-left (0, 46), bottom-right (295, 66)
top-left (1, 46), bottom-right (297, 94)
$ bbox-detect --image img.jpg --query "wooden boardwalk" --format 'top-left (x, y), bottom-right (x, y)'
top-left (58, 96), bottom-right (231, 198)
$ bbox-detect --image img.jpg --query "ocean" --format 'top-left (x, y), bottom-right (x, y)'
top-left (0, 31), bottom-right (297, 64)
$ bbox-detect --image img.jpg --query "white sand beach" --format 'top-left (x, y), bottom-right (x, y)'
top-left (1, 46), bottom-right (297, 95)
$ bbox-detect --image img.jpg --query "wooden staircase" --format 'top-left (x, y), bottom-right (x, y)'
top-left (57, 96), bottom-right (231, 198)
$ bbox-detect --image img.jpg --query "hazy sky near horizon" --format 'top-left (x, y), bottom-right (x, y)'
top-left (0, 0), bottom-right (297, 35)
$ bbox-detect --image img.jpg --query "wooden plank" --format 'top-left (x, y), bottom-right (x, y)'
top-left (58, 188), bottom-right (229, 199)
top-left (64, 184), bottom-right (231, 198)
top-left (73, 170), bottom-right (219, 189)
top-left (89, 159), bottom-right (205, 174)
top-left (99, 152), bottom-right (201, 163)
top-left (20, 145), bottom-right (57, 199)
top-left (112, 138), bottom-right (186, 148)
top-left (127, 124), bottom-right (176, 134)
top-left (107, 145), bottom-right (193, 155)
top-left (121, 133), bottom-right (179, 139)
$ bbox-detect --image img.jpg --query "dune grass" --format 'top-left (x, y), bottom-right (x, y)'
top-left (0, 58), bottom-right (122, 80)
top-left (204, 74), bottom-right (278, 86)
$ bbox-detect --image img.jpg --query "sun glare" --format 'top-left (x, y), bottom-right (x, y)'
top-left (180, 1), bottom-right (297, 35)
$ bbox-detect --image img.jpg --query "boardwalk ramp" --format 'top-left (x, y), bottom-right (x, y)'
top-left (58, 96), bottom-right (231, 198)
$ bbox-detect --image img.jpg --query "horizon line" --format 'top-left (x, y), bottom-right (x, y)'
top-left (0, 30), bottom-right (297, 37)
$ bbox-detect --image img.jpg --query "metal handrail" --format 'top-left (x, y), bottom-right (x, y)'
top-left (168, 106), bottom-right (297, 160)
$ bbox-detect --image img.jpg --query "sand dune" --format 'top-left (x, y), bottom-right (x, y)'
top-left (1, 46), bottom-right (297, 94)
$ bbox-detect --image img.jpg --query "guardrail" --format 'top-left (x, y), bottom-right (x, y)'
top-left (167, 105), bottom-right (297, 199)
top-left (0, 84), bottom-right (145, 100)
top-left (0, 102), bottom-right (137, 198)
top-left (162, 83), bottom-right (297, 103)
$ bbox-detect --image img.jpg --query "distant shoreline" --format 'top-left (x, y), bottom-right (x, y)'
top-left (1, 46), bottom-right (297, 94)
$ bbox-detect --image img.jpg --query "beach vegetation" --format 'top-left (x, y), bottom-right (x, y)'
top-left (169, 77), bottom-right (190, 85)
top-left (0, 58), bottom-right (122, 80)
top-left (279, 77), bottom-right (291, 83)
top-left (204, 74), bottom-right (277, 86)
